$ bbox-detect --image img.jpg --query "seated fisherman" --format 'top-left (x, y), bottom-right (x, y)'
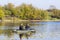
top-left (25, 24), bottom-right (30, 30)
top-left (19, 24), bottom-right (24, 30)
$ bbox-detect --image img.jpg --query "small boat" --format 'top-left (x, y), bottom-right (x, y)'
top-left (13, 29), bottom-right (36, 34)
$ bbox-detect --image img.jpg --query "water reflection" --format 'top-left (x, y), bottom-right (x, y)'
top-left (0, 30), bottom-right (13, 37)
top-left (0, 29), bottom-right (36, 40)
top-left (19, 31), bottom-right (36, 40)
top-left (0, 21), bottom-right (60, 40)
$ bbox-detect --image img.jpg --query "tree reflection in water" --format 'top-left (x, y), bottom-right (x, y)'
top-left (19, 31), bottom-right (36, 40)
top-left (0, 21), bottom-right (36, 40)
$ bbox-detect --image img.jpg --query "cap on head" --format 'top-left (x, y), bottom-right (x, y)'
top-left (21, 23), bottom-right (23, 25)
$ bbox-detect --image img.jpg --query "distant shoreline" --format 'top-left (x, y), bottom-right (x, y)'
top-left (0, 20), bottom-right (60, 22)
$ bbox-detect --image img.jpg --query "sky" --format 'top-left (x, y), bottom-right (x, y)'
top-left (0, 0), bottom-right (60, 9)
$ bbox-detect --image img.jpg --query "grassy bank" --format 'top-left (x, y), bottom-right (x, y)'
top-left (0, 19), bottom-right (60, 23)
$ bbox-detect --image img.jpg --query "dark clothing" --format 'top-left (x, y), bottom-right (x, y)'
top-left (19, 24), bottom-right (30, 30)
top-left (19, 26), bottom-right (23, 30)
top-left (25, 25), bottom-right (30, 30)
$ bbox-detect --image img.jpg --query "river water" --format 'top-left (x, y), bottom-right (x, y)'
top-left (0, 21), bottom-right (60, 40)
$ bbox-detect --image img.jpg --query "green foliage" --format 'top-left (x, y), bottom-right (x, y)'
top-left (48, 5), bottom-right (60, 19)
top-left (0, 9), bottom-right (5, 20)
top-left (14, 4), bottom-right (49, 20)
top-left (0, 3), bottom-right (60, 20)
top-left (4, 3), bottom-right (15, 16)
top-left (50, 9), bottom-right (60, 19)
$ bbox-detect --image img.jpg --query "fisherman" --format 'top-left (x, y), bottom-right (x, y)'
top-left (19, 24), bottom-right (31, 30)
top-left (19, 24), bottom-right (24, 30)
top-left (25, 24), bottom-right (30, 30)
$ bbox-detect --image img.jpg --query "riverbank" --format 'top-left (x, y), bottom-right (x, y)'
top-left (30, 20), bottom-right (60, 22)
top-left (0, 20), bottom-right (60, 23)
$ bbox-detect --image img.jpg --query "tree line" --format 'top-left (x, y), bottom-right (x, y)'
top-left (0, 3), bottom-right (60, 20)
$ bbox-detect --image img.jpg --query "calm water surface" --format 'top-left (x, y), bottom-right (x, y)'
top-left (0, 21), bottom-right (60, 40)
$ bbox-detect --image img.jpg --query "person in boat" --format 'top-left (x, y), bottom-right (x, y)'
top-left (19, 24), bottom-right (30, 30)
top-left (25, 24), bottom-right (30, 30)
top-left (19, 24), bottom-right (24, 30)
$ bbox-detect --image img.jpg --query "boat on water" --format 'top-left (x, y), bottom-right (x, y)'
top-left (13, 24), bottom-right (36, 34)
top-left (13, 29), bottom-right (36, 34)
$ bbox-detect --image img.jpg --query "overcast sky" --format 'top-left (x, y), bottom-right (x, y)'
top-left (0, 0), bottom-right (60, 9)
